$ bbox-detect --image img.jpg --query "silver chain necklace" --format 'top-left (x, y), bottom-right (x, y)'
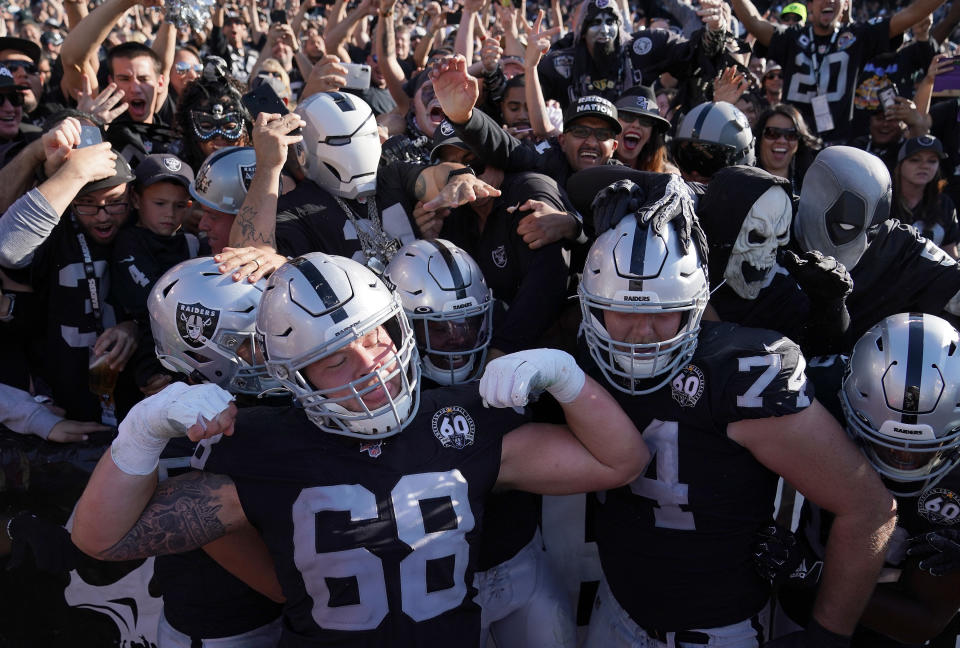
top-left (333, 195), bottom-right (400, 270)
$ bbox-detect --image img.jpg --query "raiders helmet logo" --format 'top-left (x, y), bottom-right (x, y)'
top-left (836, 32), bottom-right (856, 49)
top-left (163, 156), bottom-right (182, 172)
top-left (633, 36), bottom-right (652, 56)
top-left (176, 302), bottom-right (220, 349)
top-left (553, 54), bottom-right (574, 79)
top-left (440, 120), bottom-right (455, 137)
top-left (491, 245), bottom-right (508, 268)
top-left (432, 406), bottom-right (476, 449)
top-left (239, 163), bottom-right (256, 191)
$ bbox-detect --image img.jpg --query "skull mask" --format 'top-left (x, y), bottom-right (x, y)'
top-left (724, 186), bottom-right (792, 299)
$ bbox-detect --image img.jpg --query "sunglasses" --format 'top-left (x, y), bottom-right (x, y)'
top-left (781, 13), bottom-right (803, 23)
top-left (619, 112), bottom-right (656, 127)
top-left (763, 126), bottom-right (799, 141)
top-left (0, 60), bottom-right (36, 75)
top-left (190, 110), bottom-right (246, 141)
top-left (565, 124), bottom-right (617, 141)
top-left (764, 71), bottom-right (782, 80)
top-left (174, 61), bottom-right (203, 75)
top-left (0, 91), bottom-right (24, 107)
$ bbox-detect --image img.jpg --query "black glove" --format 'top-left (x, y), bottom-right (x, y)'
top-left (764, 620), bottom-right (851, 648)
top-left (753, 522), bottom-right (823, 589)
top-left (635, 173), bottom-right (695, 253)
top-left (906, 528), bottom-right (960, 576)
top-left (780, 250), bottom-right (853, 303)
top-left (6, 512), bottom-right (84, 573)
top-left (590, 179), bottom-right (644, 236)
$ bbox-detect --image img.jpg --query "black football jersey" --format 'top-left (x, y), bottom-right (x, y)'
top-left (589, 320), bottom-right (814, 630)
top-left (766, 20), bottom-right (892, 139)
top-left (192, 384), bottom-right (528, 646)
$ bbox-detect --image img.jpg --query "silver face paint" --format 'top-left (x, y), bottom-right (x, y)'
top-left (724, 186), bottom-right (792, 300)
top-left (586, 14), bottom-right (619, 55)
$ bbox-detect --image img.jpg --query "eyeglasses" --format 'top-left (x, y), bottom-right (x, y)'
top-left (764, 71), bottom-right (782, 80)
top-left (762, 126), bottom-right (800, 141)
top-left (565, 125), bottom-right (617, 141)
top-left (190, 110), bottom-right (246, 141)
top-left (0, 60), bottom-right (37, 75)
top-left (0, 92), bottom-right (23, 108)
top-left (174, 61), bottom-right (203, 75)
top-left (74, 202), bottom-right (129, 216)
top-left (780, 13), bottom-right (803, 23)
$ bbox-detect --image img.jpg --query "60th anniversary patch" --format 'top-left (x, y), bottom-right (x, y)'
top-left (432, 406), bottom-right (476, 449)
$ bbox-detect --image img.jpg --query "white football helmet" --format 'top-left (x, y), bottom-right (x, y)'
top-left (190, 146), bottom-right (256, 215)
top-left (579, 215), bottom-right (709, 395)
top-left (385, 239), bottom-right (493, 385)
top-left (841, 312), bottom-right (960, 497)
top-left (148, 257), bottom-right (279, 395)
top-left (257, 253), bottom-right (420, 438)
top-left (296, 92), bottom-right (380, 199)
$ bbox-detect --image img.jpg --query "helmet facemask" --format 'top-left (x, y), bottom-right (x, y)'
top-left (411, 300), bottom-right (492, 385)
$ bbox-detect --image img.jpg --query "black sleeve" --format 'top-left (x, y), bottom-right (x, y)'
top-left (276, 208), bottom-right (327, 257)
top-left (109, 230), bottom-right (164, 323)
top-left (209, 26), bottom-right (228, 58)
top-left (453, 108), bottom-right (545, 174)
top-left (493, 175), bottom-right (571, 353)
top-left (940, 194), bottom-right (960, 248)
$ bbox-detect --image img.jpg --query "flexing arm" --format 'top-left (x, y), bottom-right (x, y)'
top-left (890, 0), bottom-right (946, 38)
top-left (728, 400), bottom-right (897, 635)
top-left (729, 0), bottom-right (776, 47)
top-left (492, 351), bottom-right (647, 494)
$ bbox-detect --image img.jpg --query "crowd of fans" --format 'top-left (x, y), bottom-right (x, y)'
top-left (1, 0), bottom-right (960, 643)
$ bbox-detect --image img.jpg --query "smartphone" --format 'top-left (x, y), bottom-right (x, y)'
top-left (270, 8), bottom-right (287, 23)
top-left (342, 62), bottom-right (371, 90)
top-left (877, 83), bottom-right (898, 112)
top-left (446, 8), bottom-right (463, 23)
top-left (242, 82), bottom-right (302, 140)
top-left (933, 57), bottom-right (960, 94)
top-left (79, 124), bottom-right (102, 148)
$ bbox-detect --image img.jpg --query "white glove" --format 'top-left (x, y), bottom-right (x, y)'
top-left (479, 349), bottom-right (585, 408)
top-left (111, 382), bottom-right (235, 475)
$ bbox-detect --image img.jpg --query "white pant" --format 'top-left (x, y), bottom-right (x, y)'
top-left (157, 612), bottom-right (283, 648)
top-left (584, 579), bottom-right (766, 648)
top-left (474, 530), bottom-right (576, 648)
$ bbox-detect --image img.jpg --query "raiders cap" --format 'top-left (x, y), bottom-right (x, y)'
top-left (563, 95), bottom-right (622, 134)
top-left (135, 154), bottom-right (194, 189)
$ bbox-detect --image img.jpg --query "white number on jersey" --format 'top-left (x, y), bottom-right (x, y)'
top-left (738, 349), bottom-right (809, 409)
top-left (630, 420), bottom-right (695, 530)
top-left (291, 470), bottom-right (475, 630)
top-left (786, 51), bottom-right (849, 103)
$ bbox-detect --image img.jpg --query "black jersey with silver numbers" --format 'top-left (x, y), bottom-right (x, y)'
top-left (193, 383), bottom-right (528, 647)
top-left (589, 320), bottom-right (814, 630)
top-left (766, 20), bottom-right (892, 140)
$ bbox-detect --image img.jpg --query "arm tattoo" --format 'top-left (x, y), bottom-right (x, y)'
top-left (414, 173), bottom-right (427, 200)
top-left (100, 472), bottom-right (237, 561)
top-left (236, 204), bottom-right (276, 248)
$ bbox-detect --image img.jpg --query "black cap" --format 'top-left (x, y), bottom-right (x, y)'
top-left (0, 37), bottom-right (41, 64)
top-left (0, 65), bottom-right (28, 90)
top-left (40, 31), bottom-right (63, 47)
top-left (898, 135), bottom-right (947, 163)
top-left (135, 154), bottom-right (194, 189)
top-left (614, 85), bottom-right (670, 130)
top-left (78, 151), bottom-right (136, 196)
top-left (563, 95), bottom-right (622, 134)
top-left (430, 119), bottom-right (468, 161)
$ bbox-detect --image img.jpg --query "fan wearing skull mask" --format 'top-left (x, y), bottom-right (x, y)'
top-left (699, 166), bottom-right (852, 357)
top-left (793, 146), bottom-right (960, 349)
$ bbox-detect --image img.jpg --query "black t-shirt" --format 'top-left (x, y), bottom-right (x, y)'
top-left (275, 165), bottom-right (421, 263)
top-left (767, 20), bottom-right (893, 140)
top-left (893, 193), bottom-right (960, 250)
top-left (587, 320), bottom-right (813, 630)
top-left (192, 383), bottom-right (527, 646)
top-left (106, 95), bottom-right (182, 168)
top-left (439, 172), bottom-right (571, 354)
top-left (847, 134), bottom-right (902, 175)
top-left (0, 122), bottom-right (41, 170)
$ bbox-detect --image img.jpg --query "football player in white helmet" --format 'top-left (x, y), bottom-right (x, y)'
top-left (573, 200), bottom-right (895, 648)
top-left (72, 252), bottom-right (648, 647)
top-left (759, 313), bottom-right (960, 646)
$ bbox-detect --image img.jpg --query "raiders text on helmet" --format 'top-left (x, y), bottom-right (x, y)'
top-left (579, 215), bottom-right (709, 394)
top-left (257, 253), bottom-right (420, 438)
top-left (841, 312), bottom-right (960, 497)
top-left (386, 239), bottom-right (493, 385)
